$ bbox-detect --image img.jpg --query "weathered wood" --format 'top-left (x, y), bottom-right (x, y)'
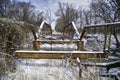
top-left (33, 41), bottom-right (40, 50)
top-left (39, 40), bottom-right (83, 51)
top-left (32, 39), bottom-right (84, 51)
top-left (79, 30), bottom-right (86, 41)
top-left (104, 32), bottom-right (111, 51)
top-left (15, 51), bottom-right (108, 59)
top-left (39, 40), bottom-right (78, 44)
top-left (77, 41), bottom-right (84, 50)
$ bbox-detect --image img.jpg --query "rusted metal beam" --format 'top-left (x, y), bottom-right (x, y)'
top-left (15, 51), bottom-right (108, 59)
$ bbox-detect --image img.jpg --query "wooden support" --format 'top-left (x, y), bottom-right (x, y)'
top-left (15, 51), bottom-right (108, 59)
top-left (77, 41), bottom-right (84, 50)
top-left (39, 40), bottom-right (84, 51)
top-left (104, 32), bottom-right (111, 51)
top-left (79, 30), bottom-right (86, 41)
top-left (33, 41), bottom-right (40, 50)
top-left (39, 40), bottom-right (78, 44)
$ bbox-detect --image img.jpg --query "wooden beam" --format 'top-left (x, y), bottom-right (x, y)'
top-left (33, 41), bottom-right (40, 50)
top-left (84, 22), bottom-right (120, 34)
top-left (15, 51), bottom-right (108, 59)
top-left (84, 22), bottom-right (120, 28)
top-left (104, 32), bottom-right (111, 51)
top-left (77, 41), bottom-right (84, 50)
top-left (39, 40), bottom-right (78, 44)
top-left (79, 30), bottom-right (86, 41)
top-left (33, 40), bottom-right (84, 51)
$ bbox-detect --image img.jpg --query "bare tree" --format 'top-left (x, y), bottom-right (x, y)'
top-left (0, 0), bottom-right (11, 18)
top-left (90, 0), bottom-right (119, 23)
top-left (13, 2), bottom-right (35, 22)
top-left (55, 2), bottom-right (79, 32)
top-left (107, 0), bottom-right (120, 21)
top-left (45, 8), bottom-right (55, 25)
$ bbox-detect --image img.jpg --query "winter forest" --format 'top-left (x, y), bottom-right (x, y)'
top-left (0, 0), bottom-right (120, 80)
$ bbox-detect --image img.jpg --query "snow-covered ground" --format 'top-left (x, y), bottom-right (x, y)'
top-left (6, 58), bottom-right (119, 80)
top-left (3, 33), bottom-right (120, 80)
top-left (10, 59), bottom-right (80, 80)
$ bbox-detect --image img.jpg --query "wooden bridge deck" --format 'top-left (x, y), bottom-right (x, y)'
top-left (15, 50), bottom-right (108, 59)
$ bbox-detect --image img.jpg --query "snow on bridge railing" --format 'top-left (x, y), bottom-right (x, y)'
top-left (83, 22), bottom-right (120, 35)
top-left (15, 50), bottom-right (107, 59)
top-left (79, 22), bottom-right (120, 53)
top-left (84, 22), bottom-right (120, 28)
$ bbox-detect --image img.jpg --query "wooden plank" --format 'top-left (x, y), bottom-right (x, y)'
top-left (39, 40), bottom-right (78, 44)
top-left (15, 50), bottom-right (108, 59)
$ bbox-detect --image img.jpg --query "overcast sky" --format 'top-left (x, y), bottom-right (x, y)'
top-left (18, 0), bottom-right (89, 28)
top-left (31, 0), bottom-right (89, 11)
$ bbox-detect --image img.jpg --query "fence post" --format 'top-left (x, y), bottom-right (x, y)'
top-left (77, 41), bottom-right (84, 50)
top-left (33, 40), bottom-right (40, 50)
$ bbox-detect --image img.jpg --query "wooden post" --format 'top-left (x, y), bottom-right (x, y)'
top-left (79, 30), bottom-right (86, 41)
top-left (79, 63), bottom-right (82, 78)
top-left (77, 41), bottom-right (84, 50)
top-left (104, 32), bottom-right (111, 52)
top-left (33, 40), bottom-right (40, 50)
